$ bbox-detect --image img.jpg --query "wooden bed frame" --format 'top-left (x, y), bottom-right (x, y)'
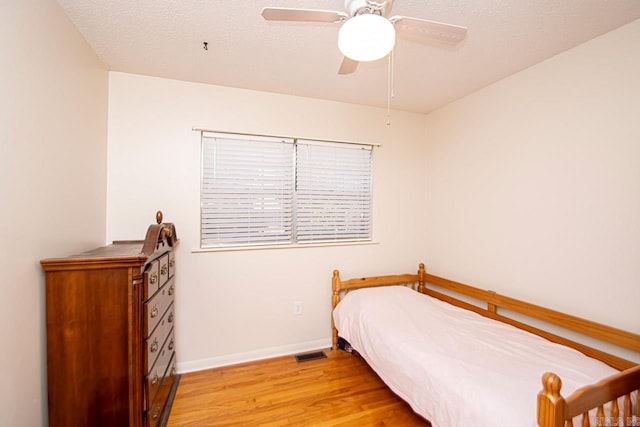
top-left (331, 263), bottom-right (640, 427)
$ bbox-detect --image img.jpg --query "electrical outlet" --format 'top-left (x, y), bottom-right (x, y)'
top-left (294, 301), bottom-right (303, 315)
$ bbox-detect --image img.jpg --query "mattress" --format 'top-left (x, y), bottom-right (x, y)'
top-left (332, 285), bottom-right (621, 427)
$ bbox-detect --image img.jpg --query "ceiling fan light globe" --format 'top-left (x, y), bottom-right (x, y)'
top-left (338, 14), bottom-right (396, 62)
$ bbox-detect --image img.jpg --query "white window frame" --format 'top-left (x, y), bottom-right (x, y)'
top-left (199, 131), bottom-right (375, 250)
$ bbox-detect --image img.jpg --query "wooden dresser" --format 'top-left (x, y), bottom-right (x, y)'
top-left (41, 211), bottom-right (179, 427)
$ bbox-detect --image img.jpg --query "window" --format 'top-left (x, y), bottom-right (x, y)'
top-left (295, 141), bottom-right (372, 243)
top-left (200, 132), bottom-right (373, 249)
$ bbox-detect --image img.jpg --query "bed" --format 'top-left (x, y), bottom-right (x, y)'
top-left (331, 263), bottom-right (640, 427)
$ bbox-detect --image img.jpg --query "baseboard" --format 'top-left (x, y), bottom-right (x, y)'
top-left (176, 338), bottom-right (332, 374)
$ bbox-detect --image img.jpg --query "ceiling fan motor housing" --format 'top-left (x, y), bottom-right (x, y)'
top-left (345, 0), bottom-right (394, 17)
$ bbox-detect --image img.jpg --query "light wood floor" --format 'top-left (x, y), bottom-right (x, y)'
top-left (167, 348), bottom-right (431, 426)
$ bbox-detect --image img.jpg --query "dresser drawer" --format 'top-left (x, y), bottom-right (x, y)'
top-left (144, 277), bottom-right (174, 337)
top-left (144, 259), bottom-right (160, 300)
top-left (147, 352), bottom-right (177, 427)
top-left (159, 253), bottom-right (169, 288)
top-left (166, 280), bottom-right (175, 300)
top-left (168, 251), bottom-right (176, 279)
top-left (144, 328), bottom-right (175, 410)
top-left (144, 305), bottom-right (174, 370)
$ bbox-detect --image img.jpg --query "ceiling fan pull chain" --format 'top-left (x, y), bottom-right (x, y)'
top-left (391, 48), bottom-right (395, 99)
top-left (386, 49), bottom-right (394, 125)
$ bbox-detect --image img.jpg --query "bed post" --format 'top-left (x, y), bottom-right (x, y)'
top-left (331, 270), bottom-right (341, 351)
top-left (537, 372), bottom-right (565, 427)
top-left (418, 263), bottom-right (426, 293)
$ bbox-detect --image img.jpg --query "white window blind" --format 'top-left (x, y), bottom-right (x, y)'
top-left (295, 141), bottom-right (372, 243)
top-left (201, 134), bottom-right (294, 248)
top-left (200, 132), bottom-right (374, 249)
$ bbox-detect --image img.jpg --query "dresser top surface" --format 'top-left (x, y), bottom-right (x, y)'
top-left (77, 240), bottom-right (145, 258)
top-left (40, 240), bottom-right (155, 270)
top-left (41, 214), bottom-right (178, 271)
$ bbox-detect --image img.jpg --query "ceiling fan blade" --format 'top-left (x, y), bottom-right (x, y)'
top-left (261, 7), bottom-right (348, 23)
top-left (338, 57), bottom-right (359, 75)
top-left (390, 16), bottom-right (467, 46)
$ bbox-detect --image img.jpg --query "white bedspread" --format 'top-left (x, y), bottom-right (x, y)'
top-left (332, 286), bottom-right (620, 427)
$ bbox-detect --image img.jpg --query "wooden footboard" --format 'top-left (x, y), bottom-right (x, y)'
top-left (538, 365), bottom-right (640, 427)
top-left (331, 263), bottom-right (640, 427)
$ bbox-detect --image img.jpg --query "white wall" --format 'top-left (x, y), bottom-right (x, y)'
top-left (107, 73), bottom-right (427, 371)
top-left (423, 19), bottom-right (640, 341)
top-left (0, 0), bottom-right (108, 425)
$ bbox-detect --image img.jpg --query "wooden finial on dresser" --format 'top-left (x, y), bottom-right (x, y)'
top-left (142, 210), bottom-right (178, 256)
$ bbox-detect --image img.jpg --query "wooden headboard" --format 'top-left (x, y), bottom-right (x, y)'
top-left (331, 268), bottom-right (420, 351)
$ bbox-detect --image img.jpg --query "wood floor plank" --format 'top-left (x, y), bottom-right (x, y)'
top-left (167, 349), bottom-right (431, 426)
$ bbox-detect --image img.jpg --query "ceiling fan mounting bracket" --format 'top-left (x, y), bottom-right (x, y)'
top-left (345, 0), bottom-right (394, 17)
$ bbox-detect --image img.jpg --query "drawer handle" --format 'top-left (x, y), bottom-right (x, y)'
top-left (150, 305), bottom-right (158, 318)
top-left (168, 285), bottom-right (174, 296)
top-left (152, 405), bottom-right (160, 420)
top-left (161, 265), bottom-right (168, 275)
top-left (150, 338), bottom-right (158, 353)
top-left (151, 374), bottom-right (159, 387)
top-left (149, 273), bottom-right (158, 285)
top-left (168, 339), bottom-right (174, 351)
top-left (169, 258), bottom-right (175, 268)
top-left (168, 312), bottom-right (174, 323)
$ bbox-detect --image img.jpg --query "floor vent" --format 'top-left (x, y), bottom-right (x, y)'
top-left (294, 351), bottom-right (327, 363)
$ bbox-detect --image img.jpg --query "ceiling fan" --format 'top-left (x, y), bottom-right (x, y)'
top-left (261, 0), bottom-right (468, 75)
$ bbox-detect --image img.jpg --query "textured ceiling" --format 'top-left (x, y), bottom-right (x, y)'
top-left (55, 0), bottom-right (640, 114)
